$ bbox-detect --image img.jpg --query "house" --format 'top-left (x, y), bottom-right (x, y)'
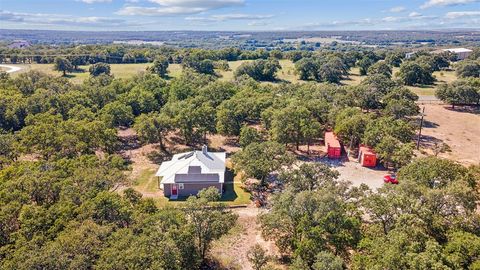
top-left (8, 40), bottom-right (31, 49)
top-left (405, 52), bottom-right (415, 59)
top-left (325, 132), bottom-right (342, 159)
top-left (155, 145), bottom-right (226, 199)
top-left (442, 48), bottom-right (472, 61)
top-left (358, 145), bottom-right (377, 167)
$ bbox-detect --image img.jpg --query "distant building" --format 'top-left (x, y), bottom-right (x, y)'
top-left (441, 48), bottom-right (472, 60)
top-left (8, 40), bottom-right (31, 49)
top-left (405, 52), bottom-right (415, 59)
top-left (155, 145), bottom-right (225, 199)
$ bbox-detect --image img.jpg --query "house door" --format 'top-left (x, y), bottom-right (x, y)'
top-left (171, 184), bottom-right (178, 196)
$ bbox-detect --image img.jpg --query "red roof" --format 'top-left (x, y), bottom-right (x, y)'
top-left (359, 145), bottom-right (376, 155)
top-left (325, 132), bottom-right (341, 148)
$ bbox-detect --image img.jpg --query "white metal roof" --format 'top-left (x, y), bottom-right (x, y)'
top-left (156, 148), bottom-right (226, 184)
top-left (443, 48), bottom-right (473, 53)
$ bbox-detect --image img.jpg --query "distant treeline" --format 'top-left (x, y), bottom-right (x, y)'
top-left (1, 29), bottom-right (480, 48)
top-left (0, 44), bottom-right (382, 65)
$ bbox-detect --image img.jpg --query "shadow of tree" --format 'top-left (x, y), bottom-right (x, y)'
top-left (423, 120), bottom-right (439, 128)
top-left (444, 106), bottom-right (480, 115)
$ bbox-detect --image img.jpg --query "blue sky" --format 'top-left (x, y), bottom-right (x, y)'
top-left (0, 0), bottom-right (479, 31)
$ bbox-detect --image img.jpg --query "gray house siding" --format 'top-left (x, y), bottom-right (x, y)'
top-left (163, 183), bottom-right (223, 198)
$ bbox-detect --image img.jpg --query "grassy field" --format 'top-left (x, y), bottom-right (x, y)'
top-left (9, 62), bottom-right (182, 84)
top-left (341, 67), bottom-right (457, 96)
top-left (8, 60), bottom-right (457, 97)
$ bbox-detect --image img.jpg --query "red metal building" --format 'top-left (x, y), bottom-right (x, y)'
top-left (359, 145), bottom-right (377, 167)
top-left (325, 132), bottom-right (342, 159)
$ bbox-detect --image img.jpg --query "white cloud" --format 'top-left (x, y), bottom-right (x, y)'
top-left (421, 0), bottom-right (480, 9)
top-left (389, 6), bottom-right (406, 13)
top-left (186, 13), bottom-right (273, 21)
top-left (79, 0), bottom-right (112, 3)
top-left (149, 0), bottom-right (243, 8)
top-left (409, 12), bottom-right (422, 17)
top-left (0, 10), bottom-right (134, 27)
top-left (117, 0), bottom-right (244, 16)
top-left (248, 20), bottom-right (269, 26)
top-left (445, 11), bottom-right (480, 18)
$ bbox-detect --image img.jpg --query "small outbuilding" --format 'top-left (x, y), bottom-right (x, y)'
top-left (359, 145), bottom-right (377, 167)
top-left (325, 132), bottom-right (342, 159)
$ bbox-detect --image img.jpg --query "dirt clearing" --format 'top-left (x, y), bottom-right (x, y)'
top-left (420, 104), bottom-right (480, 166)
top-left (211, 206), bottom-right (285, 270)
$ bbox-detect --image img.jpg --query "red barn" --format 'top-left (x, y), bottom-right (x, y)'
top-left (359, 145), bottom-right (377, 167)
top-left (325, 132), bottom-right (341, 159)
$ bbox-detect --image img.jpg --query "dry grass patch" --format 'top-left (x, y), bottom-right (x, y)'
top-left (419, 104), bottom-right (480, 166)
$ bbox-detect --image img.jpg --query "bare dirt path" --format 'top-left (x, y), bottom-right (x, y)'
top-left (211, 206), bottom-right (284, 270)
top-left (0, 64), bottom-right (22, 73)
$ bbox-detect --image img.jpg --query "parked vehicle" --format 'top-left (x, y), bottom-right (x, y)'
top-left (383, 174), bottom-right (399, 184)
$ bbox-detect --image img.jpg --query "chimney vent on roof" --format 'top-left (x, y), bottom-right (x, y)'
top-left (202, 145), bottom-right (208, 155)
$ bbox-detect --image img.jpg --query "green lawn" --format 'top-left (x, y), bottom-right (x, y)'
top-left (132, 167), bottom-right (251, 208)
top-left (152, 182), bottom-right (251, 208)
top-left (133, 168), bottom-right (159, 193)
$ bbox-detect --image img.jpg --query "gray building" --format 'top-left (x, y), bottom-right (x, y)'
top-left (155, 146), bottom-right (226, 199)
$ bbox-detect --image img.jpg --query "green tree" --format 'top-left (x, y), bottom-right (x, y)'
top-left (247, 244), bottom-right (270, 270)
top-left (334, 107), bottom-right (371, 150)
top-left (375, 136), bottom-right (414, 169)
top-left (232, 141), bottom-right (294, 184)
top-left (0, 131), bottom-right (18, 168)
top-left (385, 52), bottom-right (403, 67)
top-left (261, 186), bottom-right (361, 267)
top-left (363, 117), bottom-right (414, 147)
top-left (436, 79), bottom-right (480, 108)
top-left (133, 112), bottom-right (172, 151)
top-left (89, 63), bottom-right (111, 77)
top-left (269, 104), bottom-right (315, 150)
top-left (182, 57), bottom-right (215, 75)
top-left (357, 57), bottom-right (375, 76)
top-left (54, 57), bottom-right (74, 76)
top-left (368, 61), bottom-right (392, 78)
top-left (382, 87), bottom-right (419, 119)
top-left (235, 59), bottom-right (281, 81)
top-left (197, 186), bottom-right (221, 202)
top-left (398, 61), bottom-right (435, 86)
top-left (147, 56), bottom-right (169, 78)
top-left (313, 251), bottom-right (344, 270)
top-left (239, 125), bottom-right (262, 148)
top-left (456, 60), bottom-right (480, 78)
top-left (100, 101), bottom-right (134, 127)
top-left (279, 163), bottom-right (339, 192)
top-left (183, 193), bottom-right (237, 262)
top-left (443, 231), bottom-right (480, 269)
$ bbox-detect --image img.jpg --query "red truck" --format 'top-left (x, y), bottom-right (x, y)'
top-left (383, 174), bottom-right (399, 185)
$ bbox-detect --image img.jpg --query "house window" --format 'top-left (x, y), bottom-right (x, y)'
top-left (178, 183), bottom-right (184, 189)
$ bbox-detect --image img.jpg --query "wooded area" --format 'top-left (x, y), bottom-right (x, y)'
top-left (0, 43), bottom-right (479, 269)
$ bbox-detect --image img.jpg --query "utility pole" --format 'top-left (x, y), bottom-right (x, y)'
top-left (417, 106), bottom-right (426, 150)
